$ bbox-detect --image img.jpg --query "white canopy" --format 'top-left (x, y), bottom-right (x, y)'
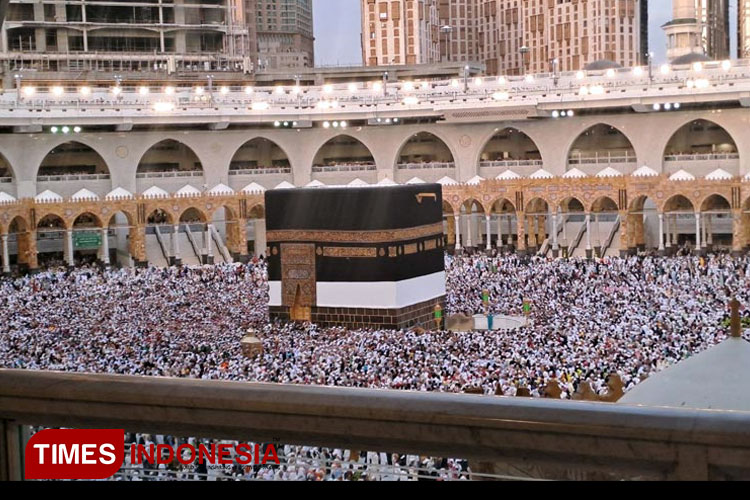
top-left (563, 168), bottom-right (587, 178)
top-left (347, 178), bottom-right (369, 187)
top-left (496, 170), bottom-right (521, 180)
top-left (596, 166), bottom-right (623, 178)
top-left (142, 186), bottom-right (169, 198)
top-left (207, 183), bottom-right (235, 195)
top-left (0, 192), bottom-right (17, 203)
top-left (376, 177), bottom-right (397, 186)
top-left (529, 168), bottom-right (554, 179)
top-left (35, 190), bottom-right (63, 202)
top-left (241, 182), bottom-right (266, 194)
top-left (437, 176), bottom-right (458, 185)
top-left (71, 188), bottom-right (100, 201)
top-left (631, 165), bottom-right (659, 177)
top-left (105, 187), bottom-right (134, 200)
top-left (175, 184), bottom-right (202, 197)
top-left (669, 169), bottom-right (696, 181)
top-left (405, 177), bottom-right (426, 184)
top-left (273, 181), bottom-right (295, 189)
top-left (465, 175), bottom-right (485, 185)
top-left (705, 168), bottom-right (733, 181)
top-left (305, 180), bottom-right (326, 188)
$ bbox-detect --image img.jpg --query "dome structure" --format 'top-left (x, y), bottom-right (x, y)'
top-left (584, 60), bottom-right (622, 71)
top-left (670, 52), bottom-right (712, 66)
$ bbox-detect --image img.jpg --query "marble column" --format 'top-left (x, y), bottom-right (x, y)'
top-left (101, 228), bottom-right (110, 265)
top-left (454, 215), bottom-right (461, 250)
top-left (695, 212), bottom-right (701, 250)
top-left (66, 229), bottom-right (74, 267)
top-left (485, 215), bottom-right (491, 250)
top-left (1, 234), bottom-right (9, 273)
top-left (658, 213), bottom-right (665, 251)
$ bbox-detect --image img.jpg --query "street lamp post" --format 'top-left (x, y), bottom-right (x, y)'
top-left (440, 25), bottom-right (453, 62)
top-left (551, 58), bottom-right (559, 86)
top-left (648, 52), bottom-right (654, 84)
top-left (13, 73), bottom-right (22, 105)
top-left (382, 71), bottom-right (388, 97)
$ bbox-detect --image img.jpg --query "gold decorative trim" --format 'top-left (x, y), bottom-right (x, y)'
top-left (424, 240), bottom-right (437, 251)
top-left (388, 246), bottom-right (397, 257)
top-left (404, 243), bottom-right (418, 255)
top-left (267, 222), bottom-right (443, 244)
top-left (322, 246), bottom-right (377, 258)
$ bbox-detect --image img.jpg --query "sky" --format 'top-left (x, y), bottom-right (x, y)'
top-left (313, 1), bottom-right (738, 67)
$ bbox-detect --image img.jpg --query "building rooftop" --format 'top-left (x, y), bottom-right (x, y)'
top-left (619, 336), bottom-right (750, 412)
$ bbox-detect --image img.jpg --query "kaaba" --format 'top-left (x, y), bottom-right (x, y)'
top-left (266, 183), bottom-right (446, 329)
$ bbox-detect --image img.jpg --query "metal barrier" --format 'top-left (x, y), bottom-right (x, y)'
top-left (2, 369), bottom-right (750, 480)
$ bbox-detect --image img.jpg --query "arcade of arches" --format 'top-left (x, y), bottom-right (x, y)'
top-left (1, 176), bottom-right (750, 272)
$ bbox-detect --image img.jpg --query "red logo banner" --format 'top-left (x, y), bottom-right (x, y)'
top-left (24, 429), bottom-right (124, 480)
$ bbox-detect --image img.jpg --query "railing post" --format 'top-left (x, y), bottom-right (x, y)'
top-left (1, 419), bottom-right (23, 481)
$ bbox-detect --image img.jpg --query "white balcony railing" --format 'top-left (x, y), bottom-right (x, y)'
top-left (568, 152), bottom-right (637, 165)
top-left (312, 163), bottom-right (376, 173)
top-left (136, 171), bottom-right (204, 179)
top-left (479, 159), bottom-right (543, 168)
top-left (37, 173), bottom-right (110, 182)
top-left (396, 162), bottom-right (456, 170)
top-left (229, 167), bottom-right (292, 175)
top-left (664, 153), bottom-right (740, 162)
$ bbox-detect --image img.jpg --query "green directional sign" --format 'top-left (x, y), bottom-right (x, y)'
top-left (74, 231), bottom-right (102, 249)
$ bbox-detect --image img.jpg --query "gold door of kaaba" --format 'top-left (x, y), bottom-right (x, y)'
top-left (280, 243), bottom-right (316, 322)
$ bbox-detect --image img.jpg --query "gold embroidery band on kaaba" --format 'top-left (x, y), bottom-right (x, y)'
top-left (267, 222), bottom-right (444, 244)
top-left (322, 247), bottom-right (378, 258)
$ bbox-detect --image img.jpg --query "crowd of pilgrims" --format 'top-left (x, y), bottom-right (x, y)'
top-left (3, 251), bottom-right (750, 479)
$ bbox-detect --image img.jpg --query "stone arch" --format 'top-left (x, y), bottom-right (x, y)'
top-left (395, 131), bottom-right (456, 167)
top-left (661, 194), bottom-right (697, 213)
top-left (229, 137), bottom-right (291, 172)
top-left (179, 207), bottom-right (208, 224)
top-left (567, 124), bottom-right (637, 174)
top-left (478, 127), bottom-right (542, 165)
top-left (662, 119), bottom-right (739, 173)
top-left (312, 135), bottom-right (375, 168)
top-left (442, 200), bottom-right (456, 247)
top-left (72, 211), bottom-right (103, 228)
top-left (0, 149), bottom-right (15, 181)
top-left (36, 141), bottom-right (110, 180)
top-left (247, 203), bottom-right (265, 219)
top-left (6, 215), bottom-right (32, 270)
top-left (137, 139), bottom-right (204, 175)
top-left (36, 213), bottom-right (68, 230)
top-left (590, 196), bottom-right (620, 214)
top-left (524, 197), bottom-right (550, 251)
top-left (557, 196), bottom-right (585, 213)
top-left (107, 210), bottom-right (136, 228)
top-left (525, 197), bottom-right (550, 215)
top-left (107, 210), bottom-right (136, 267)
top-left (146, 208), bottom-right (174, 225)
top-left (699, 194), bottom-right (733, 250)
top-left (699, 193), bottom-right (731, 212)
top-left (210, 203), bottom-right (242, 257)
top-left (489, 197), bottom-right (516, 214)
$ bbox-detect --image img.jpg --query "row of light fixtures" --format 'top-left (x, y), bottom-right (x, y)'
top-left (50, 126), bottom-right (82, 134)
top-left (19, 59), bottom-right (735, 99)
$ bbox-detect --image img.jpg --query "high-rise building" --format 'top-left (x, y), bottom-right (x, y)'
top-left (361, 0), bottom-right (440, 66)
top-left (664, 0), bottom-right (730, 62)
top-left (254, 0), bottom-right (314, 71)
top-left (362, 0), bottom-right (647, 75)
top-left (738, 0), bottom-right (750, 58)
top-left (522, 0), bottom-right (645, 74)
top-left (0, 0), bottom-right (313, 77)
top-left (438, 0), bottom-right (480, 63)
